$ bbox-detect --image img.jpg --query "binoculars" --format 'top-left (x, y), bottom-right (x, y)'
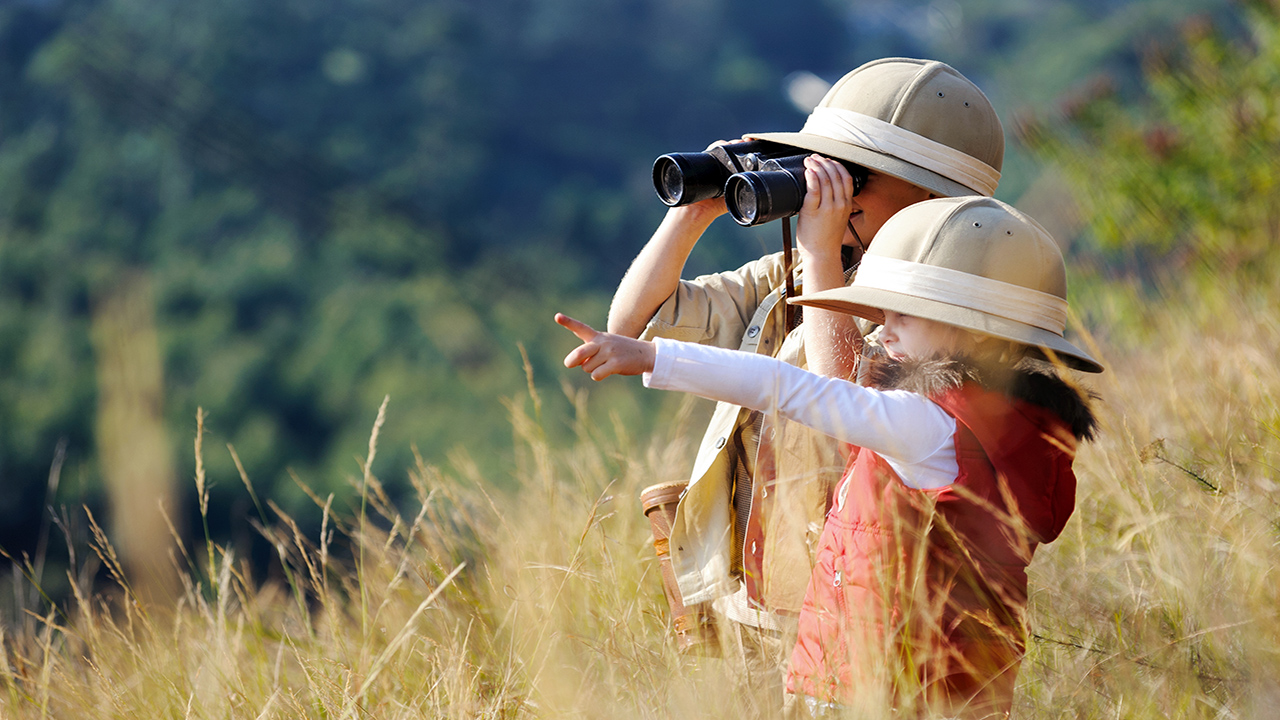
top-left (652, 140), bottom-right (868, 227)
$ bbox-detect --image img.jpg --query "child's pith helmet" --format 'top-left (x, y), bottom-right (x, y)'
top-left (746, 58), bottom-right (1004, 198)
top-left (792, 196), bottom-right (1104, 373)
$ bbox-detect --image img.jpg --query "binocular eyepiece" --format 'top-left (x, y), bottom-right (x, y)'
top-left (652, 140), bottom-right (868, 227)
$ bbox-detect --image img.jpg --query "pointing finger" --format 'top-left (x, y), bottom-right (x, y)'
top-left (555, 313), bottom-right (599, 343)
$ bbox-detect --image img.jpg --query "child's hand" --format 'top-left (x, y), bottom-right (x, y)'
top-left (556, 313), bottom-right (657, 380)
top-left (796, 155), bottom-right (855, 262)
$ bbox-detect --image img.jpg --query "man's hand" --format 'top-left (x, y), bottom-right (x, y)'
top-left (794, 155), bottom-right (864, 379)
top-left (557, 313), bottom-right (657, 380)
top-left (795, 154), bottom-right (856, 262)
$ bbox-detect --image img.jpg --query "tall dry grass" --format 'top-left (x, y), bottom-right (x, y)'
top-left (1, 281), bottom-right (1279, 718)
top-left (1018, 279), bottom-right (1280, 718)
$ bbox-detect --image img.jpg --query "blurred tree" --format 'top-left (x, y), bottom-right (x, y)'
top-left (1019, 0), bottom-right (1280, 276)
top-left (91, 271), bottom-right (180, 607)
top-left (0, 0), bottom-right (848, 562)
top-left (819, 0), bottom-right (1237, 201)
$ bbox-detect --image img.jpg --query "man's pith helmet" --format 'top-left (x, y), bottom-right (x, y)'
top-left (747, 58), bottom-right (1005, 198)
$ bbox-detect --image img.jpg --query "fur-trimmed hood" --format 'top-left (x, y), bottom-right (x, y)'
top-left (866, 355), bottom-right (1099, 442)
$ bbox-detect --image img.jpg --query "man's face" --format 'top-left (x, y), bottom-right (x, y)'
top-left (841, 171), bottom-right (935, 247)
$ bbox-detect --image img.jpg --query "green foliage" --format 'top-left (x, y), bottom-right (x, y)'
top-left (0, 0), bottom-right (847, 553)
top-left (819, 0), bottom-right (1235, 200)
top-left (0, 0), bottom-right (1252, 564)
top-left (1021, 0), bottom-right (1280, 275)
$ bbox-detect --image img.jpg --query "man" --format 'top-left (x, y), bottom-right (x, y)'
top-left (610, 58), bottom-right (1005, 688)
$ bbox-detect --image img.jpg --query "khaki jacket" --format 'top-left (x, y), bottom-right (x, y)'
top-left (641, 252), bottom-right (850, 612)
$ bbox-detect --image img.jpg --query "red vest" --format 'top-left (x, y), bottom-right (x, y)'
top-left (786, 382), bottom-right (1078, 713)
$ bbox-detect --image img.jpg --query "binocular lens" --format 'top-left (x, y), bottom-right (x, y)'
top-left (729, 176), bottom-right (761, 225)
top-left (655, 159), bottom-right (685, 206)
top-left (652, 153), bottom-right (731, 207)
top-left (726, 170), bottom-right (804, 227)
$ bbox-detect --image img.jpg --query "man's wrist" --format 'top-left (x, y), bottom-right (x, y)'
top-left (798, 246), bottom-right (844, 274)
top-left (668, 202), bottom-right (724, 226)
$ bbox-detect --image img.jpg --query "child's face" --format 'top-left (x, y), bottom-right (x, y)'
top-left (879, 310), bottom-right (977, 361)
top-left (843, 172), bottom-right (935, 247)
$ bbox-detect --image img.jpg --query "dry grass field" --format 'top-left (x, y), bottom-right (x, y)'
top-left (1, 276), bottom-right (1278, 719)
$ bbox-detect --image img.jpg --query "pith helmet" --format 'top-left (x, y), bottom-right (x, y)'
top-left (791, 196), bottom-right (1103, 373)
top-left (747, 58), bottom-right (1004, 198)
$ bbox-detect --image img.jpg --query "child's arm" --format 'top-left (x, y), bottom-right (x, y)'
top-left (558, 314), bottom-right (951, 466)
top-left (644, 337), bottom-right (951, 460)
top-left (557, 313), bottom-right (656, 380)
top-left (558, 316), bottom-right (957, 486)
top-left (795, 155), bottom-right (864, 379)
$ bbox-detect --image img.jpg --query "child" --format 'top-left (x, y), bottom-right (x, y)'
top-left (610, 60), bottom-right (1006, 664)
top-left (557, 196), bottom-right (1101, 718)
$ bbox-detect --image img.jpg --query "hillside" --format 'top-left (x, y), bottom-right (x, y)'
top-left (0, 0), bottom-right (1259, 643)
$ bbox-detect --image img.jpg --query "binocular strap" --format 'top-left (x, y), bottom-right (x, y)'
top-left (780, 218), bottom-right (863, 332)
top-left (782, 219), bottom-right (796, 331)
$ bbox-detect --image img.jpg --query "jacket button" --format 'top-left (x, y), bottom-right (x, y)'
top-left (751, 541), bottom-right (757, 554)
top-left (746, 325), bottom-right (761, 338)
top-left (715, 437), bottom-right (726, 449)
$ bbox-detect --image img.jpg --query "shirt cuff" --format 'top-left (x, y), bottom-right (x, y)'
top-left (642, 337), bottom-right (676, 388)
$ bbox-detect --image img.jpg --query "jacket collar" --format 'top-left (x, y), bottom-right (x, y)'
top-left (866, 355), bottom-right (1099, 442)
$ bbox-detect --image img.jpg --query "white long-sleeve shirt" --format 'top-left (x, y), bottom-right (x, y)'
top-left (645, 338), bottom-right (959, 489)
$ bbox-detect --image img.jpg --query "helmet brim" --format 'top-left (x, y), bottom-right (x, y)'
top-left (746, 131), bottom-right (989, 198)
top-left (791, 286), bottom-right (1104, 373)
